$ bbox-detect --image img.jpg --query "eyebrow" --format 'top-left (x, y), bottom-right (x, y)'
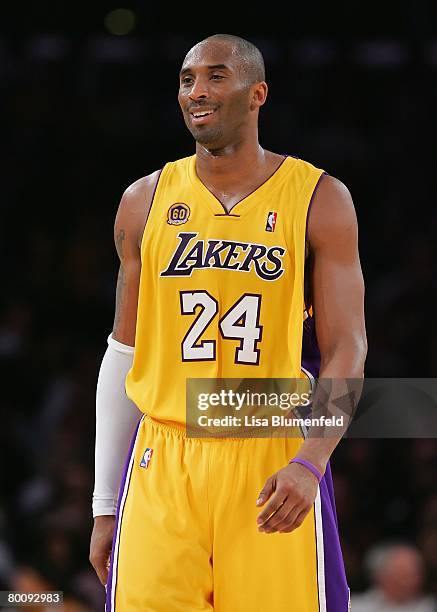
top-left (179, 64), bottom-right (230, 76)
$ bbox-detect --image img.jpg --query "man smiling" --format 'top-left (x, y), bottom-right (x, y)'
top-left (90, 34), bottom-right (366, 611)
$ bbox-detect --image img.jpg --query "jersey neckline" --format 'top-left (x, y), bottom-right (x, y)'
top-left (187, 154), bottom-right (294, 217)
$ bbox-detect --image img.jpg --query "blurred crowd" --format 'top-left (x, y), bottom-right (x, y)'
top-left (0, 30), bottom-right (435, 610)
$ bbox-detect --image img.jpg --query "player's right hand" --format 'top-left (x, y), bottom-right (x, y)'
top-left (89, 515), bottom-right (116, 586)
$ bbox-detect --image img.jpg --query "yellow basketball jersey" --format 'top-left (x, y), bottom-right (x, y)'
top-left (125, 154), bottom-right (324, 425)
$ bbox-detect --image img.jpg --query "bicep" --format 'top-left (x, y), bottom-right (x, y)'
top-left (112, 192), bottom-right (143, 345)
top-left (308, 177), bottom-right (366, 363)
top-left (113, 258), bottom-right (141, 345)
top-left (111, 171), bottom-right (161, 345)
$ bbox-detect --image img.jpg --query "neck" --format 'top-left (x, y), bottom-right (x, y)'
top-left (195, 132), bottom-right (265, 187)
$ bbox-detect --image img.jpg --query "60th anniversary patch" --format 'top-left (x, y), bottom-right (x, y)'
top-left (167, 203), bottom-right (190, 226)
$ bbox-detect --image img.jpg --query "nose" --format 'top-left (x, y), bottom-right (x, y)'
top-left (188, 77), bottom-right (209, 101)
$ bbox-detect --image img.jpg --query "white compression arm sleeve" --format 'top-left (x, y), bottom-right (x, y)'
top-left (92, 334), bottom-right (142, 517)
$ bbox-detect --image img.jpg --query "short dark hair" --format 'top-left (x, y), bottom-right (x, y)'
top-left (199, 34), bottom-right (266, 85)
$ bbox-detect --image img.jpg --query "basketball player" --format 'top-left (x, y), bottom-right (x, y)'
top-left (90, 34), bottom-right (367, 611)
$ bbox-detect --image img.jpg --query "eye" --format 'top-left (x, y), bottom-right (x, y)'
top-left (181, 76), bottom-right (193, 86)
top-left (211, 74), bottom-right (224, 80)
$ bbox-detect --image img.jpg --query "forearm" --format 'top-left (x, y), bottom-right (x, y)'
top-left (296, 340), bottom-right (367, 473)
top-left (93, 334), bottom-right (142, 517)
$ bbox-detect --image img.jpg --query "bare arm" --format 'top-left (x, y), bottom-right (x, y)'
top-left (295, 175), bottom-right (367, 470)
top-left (256, 175), bottom-right (367, 534)
top-left (309, 175), bottom-right (367, 377)
top-left (112, 170), bottom-right (161, 344)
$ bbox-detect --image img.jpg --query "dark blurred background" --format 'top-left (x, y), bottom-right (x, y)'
top-left (0, 2), bottom-right (435, 610)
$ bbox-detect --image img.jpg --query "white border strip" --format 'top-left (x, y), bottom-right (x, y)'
top-left (109, 416), bottom-right (144, 611)
top-left (314, 488), bottom-right (327, 612)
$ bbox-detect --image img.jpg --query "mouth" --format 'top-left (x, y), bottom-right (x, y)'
top-left (189, 108), bottom-right (217, 125)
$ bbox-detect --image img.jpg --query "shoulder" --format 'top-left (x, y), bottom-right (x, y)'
top-left (307, 174), bottom-right (358, 250)
top-left (119, 169), bottom-right (162, 216)
top-left (115, 169), bottom-right (162, 255)
top-left (119, 154), bottom-right (193, 209)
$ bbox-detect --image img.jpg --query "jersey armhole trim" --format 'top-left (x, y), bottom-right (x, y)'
top-left (139, 167), bottom-right (164, 256)
top-left (304, 171), bottom-right (328, 312)
top-left (305, 171), bottom-right (328, 246)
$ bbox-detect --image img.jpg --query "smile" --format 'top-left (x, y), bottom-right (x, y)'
top-left (189, 109), bottom-right (216, 124)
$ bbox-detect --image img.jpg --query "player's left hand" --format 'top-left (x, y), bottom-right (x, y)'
top-left (256, 462), bottom-right (320, 534)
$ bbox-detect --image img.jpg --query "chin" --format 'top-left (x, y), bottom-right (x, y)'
top-left (190, 125), bottom-right (224, 148)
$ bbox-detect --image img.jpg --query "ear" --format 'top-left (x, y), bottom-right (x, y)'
top-left (250, 82), bottom-right (268, 111)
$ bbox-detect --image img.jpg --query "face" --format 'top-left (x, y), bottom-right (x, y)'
top-left (178, 40), bottom-right (264, 149)
top-left (378, 548), bottom-right (424, 603)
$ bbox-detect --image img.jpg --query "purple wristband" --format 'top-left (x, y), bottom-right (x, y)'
top-left (289, 457), bottom-right (323, 483)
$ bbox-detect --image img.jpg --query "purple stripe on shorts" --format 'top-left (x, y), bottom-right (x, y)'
top-left (105, 417), bottom-right (142, 612)
top-left (320, 463), bottom-right (349, 611)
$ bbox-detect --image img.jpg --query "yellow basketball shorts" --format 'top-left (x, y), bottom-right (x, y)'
top-left (106, 415), bottom-right (349, 611)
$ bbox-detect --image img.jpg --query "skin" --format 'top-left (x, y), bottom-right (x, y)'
top-left (376, 547), bottom-right (424, 603)
top-left (90, 37), bottom-right (367, 583)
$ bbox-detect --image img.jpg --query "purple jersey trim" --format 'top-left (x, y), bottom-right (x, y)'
top-left (305, 171), bottom-right (328, 248)
top-left (105, 417), bottom-right (142, 612)
top-left (304, 171), bottom-right (328, 313)
top-left (302, 313), bottom-right (322, 379)
top-left (147, 168), bottom-right (163, 223)
top-left (139, 167), bottom-right (164, 250)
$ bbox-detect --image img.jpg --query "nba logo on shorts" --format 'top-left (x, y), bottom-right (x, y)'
top-left (265, 211), bottom-right (277, 232)
top-left (140, 448), bottom-right (153, 469)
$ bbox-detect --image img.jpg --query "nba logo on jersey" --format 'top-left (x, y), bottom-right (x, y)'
top-left (140, 448), bottom-right (153, 469)
top-left (265, 211), bottom-right (277, 232)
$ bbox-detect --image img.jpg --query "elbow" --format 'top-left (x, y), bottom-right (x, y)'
top-left (356, 335), bottom-right (368, 376)
top-left (320, 333), bottom-right (368, 377)
top-left (350, 332), bottom-right (368, 376)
